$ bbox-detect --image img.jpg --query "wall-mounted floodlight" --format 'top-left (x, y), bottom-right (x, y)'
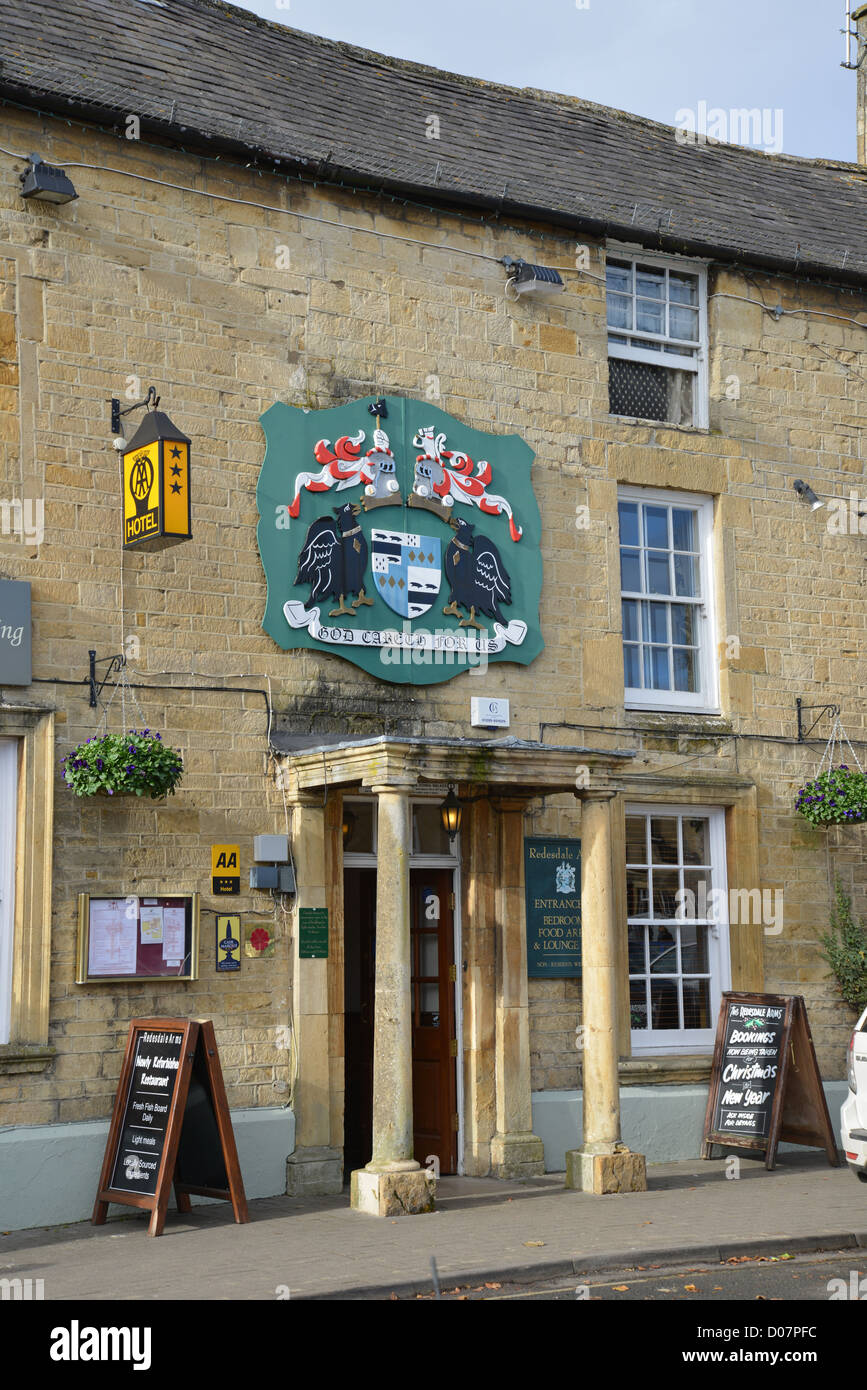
top-left (502, 256), bottom-right (564, 299)
top-left (793, 479), bottom-right (824, 512)
top-left (19, 154), bottom-right (78, 204)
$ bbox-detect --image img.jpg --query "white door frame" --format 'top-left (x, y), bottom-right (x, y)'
top-left (0, 739), bottom-right (18, 1045)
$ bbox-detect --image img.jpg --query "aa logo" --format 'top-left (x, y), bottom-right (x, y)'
top-left (215, 851), bottom-right (237, 869)
top-left (130, 454), bottom-right (154, 502)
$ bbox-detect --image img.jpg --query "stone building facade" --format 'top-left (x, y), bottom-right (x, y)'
top-left (0, 0), bottom-right (865, 1224)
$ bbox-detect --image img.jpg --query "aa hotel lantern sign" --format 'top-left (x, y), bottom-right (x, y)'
top-left (122, 410), bottom-right (192, 551)
top-left (256, 395), bottom-right (543, 685)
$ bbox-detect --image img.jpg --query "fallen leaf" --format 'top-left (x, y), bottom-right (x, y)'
top-left (612, 1284), bottom-right (630, 1291)
top-left (684, 1284), bottom-right (698, 1292)
top-left (523, 1240), bottom-right (545, 1247)
top-left (485, 1282), bottom-right (501, 1289)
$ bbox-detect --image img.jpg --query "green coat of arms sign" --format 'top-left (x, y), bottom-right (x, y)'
top-left (256, 396), bottom-right (543, 685)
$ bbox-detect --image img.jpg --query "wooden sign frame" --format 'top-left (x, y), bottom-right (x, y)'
top-left (93, 1017), bottom-right (249, 1236)
top-left (702, 992), bottom-right (839, 1170)
top-left (76, 893), bottom-right (200, 983)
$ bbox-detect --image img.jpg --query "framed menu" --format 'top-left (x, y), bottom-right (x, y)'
top-left (76, 894), bottom-right (199, 983)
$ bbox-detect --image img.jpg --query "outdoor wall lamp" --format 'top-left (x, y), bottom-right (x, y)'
top-left (19, 153), bottom-right (78, 204)
top-left (438, 783), bottom-right (489, 840)
top-left (793, 479), bottom-right (824, 511)
top-left (342, 807), bottom-right (357, 846)
top-left (501, 256), bottom-right (564, 299)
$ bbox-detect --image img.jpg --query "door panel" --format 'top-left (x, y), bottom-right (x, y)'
top-left (343, 867), bottom-right (375, 1179)
top-left (411, 869), bottom-right (457, 1174)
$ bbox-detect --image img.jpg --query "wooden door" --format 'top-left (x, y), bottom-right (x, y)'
top-left (411, 869), bottom-right (458, 1174)
top-left (343, 867), bottom-right (376, 1179)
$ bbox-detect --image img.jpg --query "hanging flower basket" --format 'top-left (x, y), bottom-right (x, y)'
top-left (795, 766), bottom-right (867, 827)
top-left (61, 729), bottom-right (184, 800)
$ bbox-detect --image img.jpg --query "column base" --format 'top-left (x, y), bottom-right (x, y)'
top-left (285, 1146), bottom-right (344, 1197)
top-left (490, 1131), bottom-right (545, 1180)
top-left (564, 1146), bottom-right (647, 1194)
top-left (350, 1167), bottom-right (436, 1216)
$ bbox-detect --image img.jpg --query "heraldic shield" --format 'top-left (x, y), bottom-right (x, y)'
top-left (256, 395), bottom-right (543, 686)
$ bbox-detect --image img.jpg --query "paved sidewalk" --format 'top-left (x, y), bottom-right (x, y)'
top-left (1, 1154), bottom-right (863, 1300)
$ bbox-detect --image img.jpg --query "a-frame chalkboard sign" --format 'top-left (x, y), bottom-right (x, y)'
top-left (701, 992), bottom-right (840, 1170)
top-left (93, 1017), bottom-right (249, 1237)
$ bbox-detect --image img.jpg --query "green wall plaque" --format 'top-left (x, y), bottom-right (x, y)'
top-left (524, 837), bottom-right (581, 977)
top-left (298, 907), bottom-right (329, 959)
top-left (256, 395), bottom-right (543, 685)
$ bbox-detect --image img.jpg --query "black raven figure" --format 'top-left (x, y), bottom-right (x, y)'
top-left (294, 501), bottom-right (373, 617)
top-left (443, 516), bottom-right (512, 630)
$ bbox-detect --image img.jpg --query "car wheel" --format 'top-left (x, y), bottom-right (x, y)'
top-left (858, 1173), bottom-right (867, 1184)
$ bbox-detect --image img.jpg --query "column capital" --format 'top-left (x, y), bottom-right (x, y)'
top-left (366, 776), bottom-right (416, 795)
top-left (578, 788), bottom-right (618, 805)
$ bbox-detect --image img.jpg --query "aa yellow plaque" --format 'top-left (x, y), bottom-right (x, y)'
top-left (122, 409), bottom-right (192, 551)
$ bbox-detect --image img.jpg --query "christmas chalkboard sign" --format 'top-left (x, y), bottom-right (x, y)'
top-left (701, 993), bottom-right (839, 1170)
top-left (92, 1018), bottom-right (249, 1236)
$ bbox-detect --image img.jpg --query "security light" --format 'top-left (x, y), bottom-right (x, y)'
top-left (793, 479), bottom-right (824, 511)
top-left (19, 154), bottom-right (78, 204)
top-left (502, 257), bottom-right (564, 299)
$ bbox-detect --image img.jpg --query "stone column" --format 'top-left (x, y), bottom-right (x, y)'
top-left (490, 797), bottom-right (545, 1179)
top-left (565, 791), bottom-right (647, 1194)
top-left (285, 793), bottom-right (343, 1196)
top-left (350, 779), bottom-right (434, 1216)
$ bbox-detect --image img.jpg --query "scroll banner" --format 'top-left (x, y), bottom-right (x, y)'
top-left (283, 600), bottom-right (527, 653)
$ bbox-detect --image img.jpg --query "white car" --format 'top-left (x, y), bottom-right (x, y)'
top-left (842, 1004), bottom-right (867, 1183)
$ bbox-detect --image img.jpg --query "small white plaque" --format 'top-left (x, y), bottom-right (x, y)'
top-left (470, 697), bottom-right (510, 728)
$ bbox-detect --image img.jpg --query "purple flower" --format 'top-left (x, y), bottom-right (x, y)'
top-left (155, 733), bottom-right (161, 740)
top-left (107, 788), bottom-right (113, 796)
top-left (97, 759), bottom-right (103, 770)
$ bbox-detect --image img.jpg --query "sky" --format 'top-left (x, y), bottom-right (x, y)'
top-left (229, 0), bottom-right (859, 162)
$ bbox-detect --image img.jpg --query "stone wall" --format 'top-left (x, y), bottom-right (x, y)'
top-left (0, 106), bottom-right (865, 1126)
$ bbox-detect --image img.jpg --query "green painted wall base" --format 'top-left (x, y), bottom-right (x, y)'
top-left (532, 1082), bottom-right (848, 1170)
top-left (0, 1106), bottom-right (295, 1232)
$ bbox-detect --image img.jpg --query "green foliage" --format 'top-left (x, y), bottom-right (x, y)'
top-left (61, 729), bottom-right (184, 800)
top-left (794, 765), bottom-right (867, 826)
top-left (819, 879), bottom-right (867, 1012)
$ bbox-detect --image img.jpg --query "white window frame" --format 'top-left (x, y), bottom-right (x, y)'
top-left (606, 242), bottom-right (709, 429)
top-left (618, 484), bottom-right (719, 715)
top-left (0, 739), bottom-right (18, 1045)
top-left (626, 802), bottom-right (731, 1056)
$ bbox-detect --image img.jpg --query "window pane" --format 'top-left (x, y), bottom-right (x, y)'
top-left (643, 505), bottom-right (669, 549)
top-left (671, 509), bottom-right (696, 552)
top-left (623, 644), bottom-right (641, 688)
top-left (650, 817), bottom-right (679, 864)
top-left (607, 293), bottom-right (633, 330)
top-left (343, 800), bottom-right (374, 853)
top-left (673, 647), bottom-right (696, 692)
top-left (627, 925), bottom-right (646, 973)
top-left (625, 816), bottom-right (647, 864)
top-left (682, 869), bottom-right (711, 913)
top-left (669, 272), bottom-right (698, 305)
top-left (645, 645), bottom-right (670, 690)
top-left (682, 977), bottom-right (710, 1029)
top-left (618, 501), bottom-right (640, 546)
top-left (629, 979), bottom-right (649, 1030)
top-left (420, 983), bottom-right (439, 1024)
top-left (626, 869), bottom-right (650, 916)
top-left (622, 599), bottom-right (639, 642)
top-left (412, 804), bottom-right (451, 855)
top-left (670, 304), bottom-right (699, 341)
top-left (650, 978), bottom-right (681, 1029)
top-left (419, 933), bottom-right (439, 977)
top-left (636, 298), bottom-right (664, 334)
top-left (682, 817), bottom-right (709, 865)
top-left (636, 266), bottom-right (665, 299)
top-left (620, 548), bottom-right (642, 591)
top-left (680, 924), bottom-right (710, 974)
top-left (646, 551), bottom-right (671, 594)
top-left (649, 924), bottom-right (677, 971)
top-left (652, 870), bottom-right (681, 917)
top-left (670, 603), bottom-right (695, 646)
top-left (673, 552), bottom-right (699, 597)
top-left (609, 359), bottom-right (670, 422)
top-left (606, 260), bottom-right (631, 293)
top-left (642, 600), bottom-right (668, 644)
